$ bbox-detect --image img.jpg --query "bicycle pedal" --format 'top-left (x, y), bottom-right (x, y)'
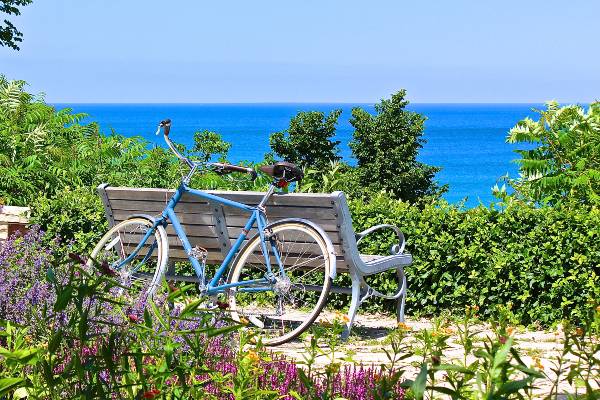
top-left (189, 246), bottom-right (208, 262)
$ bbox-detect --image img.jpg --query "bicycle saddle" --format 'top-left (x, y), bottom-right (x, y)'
top-left (259, 162), bottom-right (304, 183)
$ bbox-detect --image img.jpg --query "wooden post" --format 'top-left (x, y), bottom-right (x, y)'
top-left (0, 206), bottom-right (30, 243)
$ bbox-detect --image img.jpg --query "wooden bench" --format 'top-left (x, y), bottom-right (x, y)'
top-left (97, 184), bottom-right (412, 337)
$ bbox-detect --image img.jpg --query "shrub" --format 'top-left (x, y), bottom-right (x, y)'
top-left (346, 195), bottom-right (600, 326)
top-left (28, 187), bottom-right (106, 255)
top-left (0, 77), bottom-right (186, 207)
top-left (193, 130), bottom-right (232, 162)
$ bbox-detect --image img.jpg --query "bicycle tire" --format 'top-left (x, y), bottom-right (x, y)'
top-left (227, 220), bottom-right (333, 345)
top-left (88, 217), bottom-right (169, 317)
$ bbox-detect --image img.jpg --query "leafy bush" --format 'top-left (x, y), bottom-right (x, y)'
top-left (346, 194), bottom-right (600, 326)
top-left (503, 101), bottom-right (600, 205)
top-left (0, 77), bottom-right (186, 206)
top-left (269, 109), bottom-right (342, 170)
top-left (349, 90), bottom-right (445, 202)
top-left (299, 161), bottom-right (359, 194)
top-left (28, 187), bottom-right (106, 254)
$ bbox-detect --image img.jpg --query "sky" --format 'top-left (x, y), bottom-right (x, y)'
top-left (1, 0), bottom-right (598, 103)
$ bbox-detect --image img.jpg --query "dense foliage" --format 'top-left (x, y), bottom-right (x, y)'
top-left (0, 76), bottom-right (183, 207)
top-left (193, 130), bottom-right (232, 162)
top-left (345, 194), bottom-right (599, 326)
top-left (349, 90), bottom-right (445, 202)
top-left (269, 109), bottom-right (342, 170)
top-left (0, 0), bottom-right (32, 50)
top-left (503, 101), bottom-right (600, 205)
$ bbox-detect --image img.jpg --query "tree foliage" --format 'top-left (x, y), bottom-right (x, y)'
top-left (0, 0), bottom-right (32, 50)
top-left (192, 130), bottom-right (231, 162)
top-left (269, 109), bottom-right (342, 170)
top-left (0, 76), bottom-right (183, 206)
top-left (505, 101), bottom-right (600, 205)
top-left (349, 90), bottom-right (444, 202)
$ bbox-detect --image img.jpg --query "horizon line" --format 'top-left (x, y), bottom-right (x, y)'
top-left (49, 101), bottom-right (551, 105)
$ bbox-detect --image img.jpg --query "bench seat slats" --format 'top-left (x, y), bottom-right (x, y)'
top-left (109, 200), bottom-right (338, 221)
top-left (359, 254), bottom-right (413, 275)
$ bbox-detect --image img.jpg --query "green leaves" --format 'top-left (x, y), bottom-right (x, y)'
top-left (349, 90), bottom-right (445, 202)
top-left (505, 101), bottom-right (600, 205)
top-left (0, 1), bottom-right (33, 50)
top-left (192, 130), bottom-right (231, 162)
top-left (491, 337), bottom-right (512, 379)
top-left (0, 377), bottom-right (25, 397)
top-left (270, 109), bottom-right (342, 171)
top-left (0, 347), bottom-right (40, 365)
top-left (53, 285), bottom-right (73, 312)
top-left (411, 363), bottom-right (428, 400)
top-left (345, 193), bottom-right (600, 327)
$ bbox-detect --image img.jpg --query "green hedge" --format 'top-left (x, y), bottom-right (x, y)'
top-left (343, 195), bottom-right (600, 326)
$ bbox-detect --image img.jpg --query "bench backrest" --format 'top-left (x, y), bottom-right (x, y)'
top-left (97, 184), bottom-right (360, 272)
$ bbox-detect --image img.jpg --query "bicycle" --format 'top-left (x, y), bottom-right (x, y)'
top-left (88, 119), bottom-right (335, 345)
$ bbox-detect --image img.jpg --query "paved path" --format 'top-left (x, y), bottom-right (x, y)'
top-left (272, 311), bottom-right (596, 397)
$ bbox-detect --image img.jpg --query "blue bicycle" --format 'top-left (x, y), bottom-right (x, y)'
top-left (89, 119), bottom-right (334, 345)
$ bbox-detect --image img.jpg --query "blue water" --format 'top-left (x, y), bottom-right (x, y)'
top-left (53, 103), bottom-right (540, 207)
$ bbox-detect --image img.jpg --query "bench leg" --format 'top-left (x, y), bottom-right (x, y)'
top-left (342, 271), bottom-right (363, 340)
top-left (396, 267), bottom-right (407, 323)
top-left (165, 261), bottom-right (176, 280)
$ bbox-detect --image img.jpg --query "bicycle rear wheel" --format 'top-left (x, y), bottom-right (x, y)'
top-left (88, 217), bottom-right (169, 319)
top-left (227, 220), bottom-right (333, 345)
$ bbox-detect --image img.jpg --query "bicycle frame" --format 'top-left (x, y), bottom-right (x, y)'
top-left (119, 181), bottom-right (278, 296)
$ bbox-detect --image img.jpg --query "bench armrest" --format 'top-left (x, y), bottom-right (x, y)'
top-left (355, 224), bottom-right (406, 255)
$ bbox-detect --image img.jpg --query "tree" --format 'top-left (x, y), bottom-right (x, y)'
top-left (192, 130), bottom-right (231, 162)
top-left (503, 101), bottom-right (600, 205)
top-left (0, 75), bottom-right (182, 206)
top-left (269, 109), bottom-right (342, 170)
top-left (1, 0), bottom-right (32, 50)
top-left (349, 90), bottom-right (444, 202)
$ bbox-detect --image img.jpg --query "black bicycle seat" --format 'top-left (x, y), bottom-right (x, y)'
top-left (259, 162), bottom-right (304, 183)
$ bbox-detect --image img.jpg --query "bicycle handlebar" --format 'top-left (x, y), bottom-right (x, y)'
top-left (211, 162), bottom-right (258, 180)
top-left (156, 119), bottom-right (257, 181)
top-left (159, 119), bottom-right (171, 136)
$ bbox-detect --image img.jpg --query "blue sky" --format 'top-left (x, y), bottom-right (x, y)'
top-left (1, 0), bottom-right (598, 103)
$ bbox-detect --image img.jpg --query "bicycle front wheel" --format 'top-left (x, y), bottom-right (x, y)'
top-left (88, 217), bottom-right (169, 318)
top-left (227, 220), bottom-right (333, 345)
